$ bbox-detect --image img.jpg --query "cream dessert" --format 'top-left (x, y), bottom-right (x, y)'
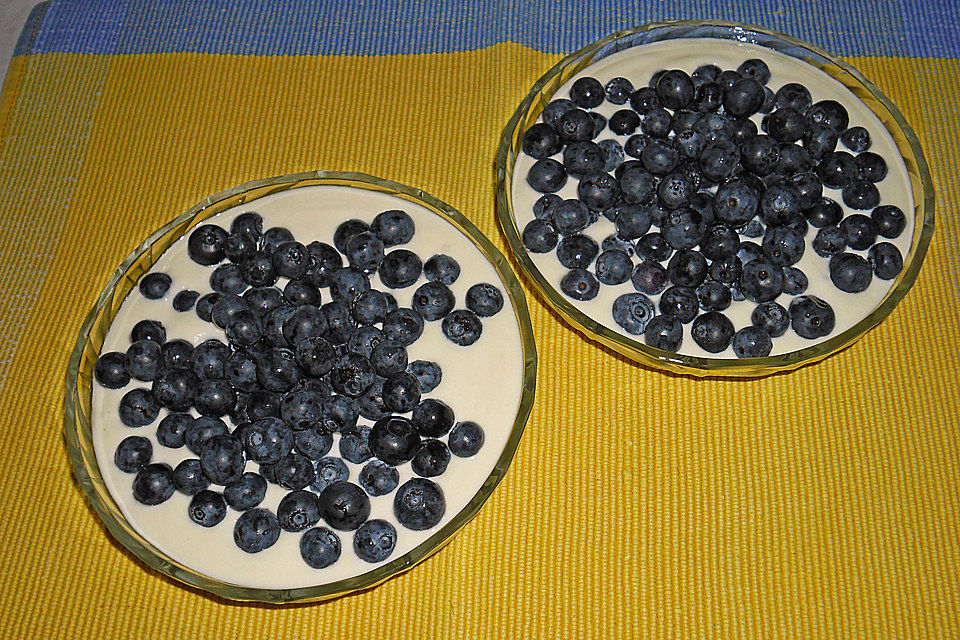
top-left (92, 184), bottom-right (526, 589)
top-left (511, 38), bottom-right (915, 358)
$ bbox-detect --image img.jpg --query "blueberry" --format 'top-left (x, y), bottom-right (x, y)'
top-left (635, 232), bottom-right (673, 262)
top-left (273, 489), bottom-right (321, 533)
top-left (741, 219), bottom-right (764, 238)
top-left (408, 360), bottom-right (442, 393)
top-left (225, 309), bottom-right (262, 347)
top-left (777, 143), bottom-right (814, 176)
top-left (228, 212), bottom-right (262, 240)
top-left (708, 254), bottom-right (742, 285)
top-left (370, 340), bottom-right (408, 377)
top-left (840, 214), bottom-right (878, 250)
top-left (280, 388), bottom-right (323, 430)
top-left (604, 76), bottom-right (634, 104)
top-left (737, 241), bottom-right (765, 266)
top-left (641, 107), bottom-right (673, 139)
top-left (696, 280), bottom-right (732, 312)
top-left (138, 272), bottom-right (172, 300)
top-left (382, 308), bottom-right (424, 346)
top-left (739, 259), bottom-right (784, 303)
top-left (257, 347), bottom-right (300, 393)
top-left (732, 326), bottom-right (773, 358)
top-left (410, 281), bottom-right (454, 322)
top-left (789, 295), bottom-right (835, 339)
top-left (640, 141), bottom-right (680, 176)
top-left (183, 416), bottom-right (228, 456)
top-left (283, 278), bottom-right (321, 307)
top-left (592, 249), bottom-right (632, 286)
top-left (579, 172), bottom-right (620, 211)
top-left (806, 99), bottom-right (849, 132)
top-left (319, 395), bottom-right (360, 433)
top-left (836, 126), bottom-right (870, 153)
top-left (737, 58), bottom-right (771, 84)
top-left (394, 478), bottom-right (445, 531)
top-left (629, 86), bottom-right (660, 113)
top-left (118, 388), bottom-right (161, 427)
top-left (659, 286), bottom-right (699, 323)
top-left (868, 204), bottom-right (906, 239)
top-left (829, 252), bottom-right (873, 293)
top-left (699, 140), bottom-right (740, 183)
top-left (598, 139), bottom-right (625, 172)
top-left (382, 371), bottom-right (422, 413)
top-left (328, 266), bottom-right (370, 304)
top-left (124, 340), bottom-right (162, 382)
top-left (694, 64), bottom-right (721, 82)
top-left (627, 260), bottom-right (665, 296)
top-left (694, 112), bottom-right (735, 144)
top-left (367, 415), bottom-right (419, 466)
top-left (211, 294), bottom-right (251, 330)
top-left (609, 109), bottom-right (641, 135)
top-left (223, 472), bottom-right (267, 510)
top-left (740, 135), bottom-right (780, 177)
top-left (367, 210), bottom-right (414, 248)
top-left (299, 526), bottom-right (341, 568)
top-left (321, 300), bottom-right (356, 345)
top-left (318, 481), bottom-right (370, 531)
top-left (782, 266), bottom-right (809, 295)
top-left (352, 519), bottom-right (397, 564)
top-left (556, 108), bottom-right (596, 142)
top-left (570, 76), bottom-right (604, 108)
top-left (242, 417), bottom-right (294, 464)
top-left (609, 293), bottom-right (655, 335)
top-left (613, 203), bottom-right (652, 240)
top-left (188, 490), bottom-right (227, 528)
top-left (522, 219), bottom-right (559, 254)
top-left (655, 171), bottom-right (695, 210)
top-left (762, 226), bottom-right (805, 267)
top-left (802, 121), bottom-right (839, 159)
top-left (602, 234), bottom-right (635, 257)
top-left (660, 207), bottom-right (705, 250)
top-left (804, 197), bottom-right (843, 228)
top-left (156, 413), bottom-right (192, 448)
top-left (816, 151), bottom-right (858, 188)
top-left (224, 231), bottom-right (259, 264)
top-left (542, 98), bottom-right (575, 126)
top-left (667, 250), bottom-right (707, 287)
top-left (378, 249), bottom-right (423, 289)
top-left (294, 427), bottom-right (334, 460)
top-left (342, 232), bottom-right (384, 276)
top-left (522, 122), bottom-right (562, 159)
top-left (643, 315), bottom-right (683, 351)
top-left (302, 242), bottom-right (342, 289)
top-left (868, 242), bottom-right (904, 280)
top-left (691, 311), bottom-right (734, 353)
top-left (463, 283), bottom-right (503, 319)
top-left (281, 304), bottom-right (326, 346)
top-left (339, 426), bottom-right (373, 464)
top-left (114, 436), bottom-right (152, 473)
top-left (358, 460), bottom-right (400, 497)
top-left (234, 508), bottom-right (281, 553)
top-left (313, 457), bottom-right (350, 494)
top-left (173, 289), bottom-right (200, 312)
top-left (774, 83), bottom-right (812, 112)
top-left (247, 390), bottom-right (282, 420)
top-left (813, 225), bottom-right (847, 258)
top-left (169, 459), bottom-right (209, 497)
top-left (157, 339), bottom-right (191, 370)
top-left (132, 463), bottom-right (175, 505)
top-left (675, 129), bottom-right (706, 162)
top-left (724, 78), bottom-right (765, 117)
top-left (760, 183), bottom-right (802, 227)
top-left (188, 224), bottom-right (228, 266)
top-left (197, 433), bottom-right (244, 486)
top-left (150, 366), bottom-right (197, 411)
top-left (245, 289), bottom-right (286, 328)
top-left (560, 268), bottom-right (599, 301)
top-left (764, 107), bottom-right (806, 143)
top-left (412, 439), bottom-right (451, 478)
top-left (842, 179), bottom-right (881, 210)
top-left (95, 351), bottom-right (130, 389)
top-left (655, 69), bottom-right (694, 110)
top-left (693, 81), bottom-right (723, 113)
top-left (240, 251), bottom-right (279, 287)
top-left (195, 293), bottom-right (221, 322)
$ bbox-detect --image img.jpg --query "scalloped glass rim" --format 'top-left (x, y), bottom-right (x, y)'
top-left (495, 20), bottom-right (935, 377)
top-left (64, 171), bottom-right (538, 603)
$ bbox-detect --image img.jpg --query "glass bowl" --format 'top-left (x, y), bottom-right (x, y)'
top-left (495, 20), bottom-right (934, 377)
top-left (64, 171), bottom-right (537, 603)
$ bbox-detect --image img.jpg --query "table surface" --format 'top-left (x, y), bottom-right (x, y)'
top-left (1, 2), bottom-right (958, 638)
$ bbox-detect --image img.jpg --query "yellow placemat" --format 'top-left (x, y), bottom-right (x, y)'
top-left (1, 2), bottom-right (958, 637)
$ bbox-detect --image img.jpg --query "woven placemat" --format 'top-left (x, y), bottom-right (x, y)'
top-left (1, 1), bottom-right (957, 637)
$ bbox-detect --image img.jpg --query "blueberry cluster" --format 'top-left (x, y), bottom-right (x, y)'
top-left (99, 209), bottom-right (499, 569)
top-left (520, 59), bottom-right (905, 356)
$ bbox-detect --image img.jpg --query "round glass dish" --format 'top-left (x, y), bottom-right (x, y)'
top-left (495, 20), bottom-right (934, 377)
top-left (64, 170), bottom-right (537, 603)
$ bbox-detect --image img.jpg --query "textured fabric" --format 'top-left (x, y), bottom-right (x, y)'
top-left (1, 1), bottom-right (958, 638)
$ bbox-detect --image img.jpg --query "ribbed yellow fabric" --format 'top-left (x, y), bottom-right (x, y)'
top-left (0, 47), bottom-right (957, 638)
